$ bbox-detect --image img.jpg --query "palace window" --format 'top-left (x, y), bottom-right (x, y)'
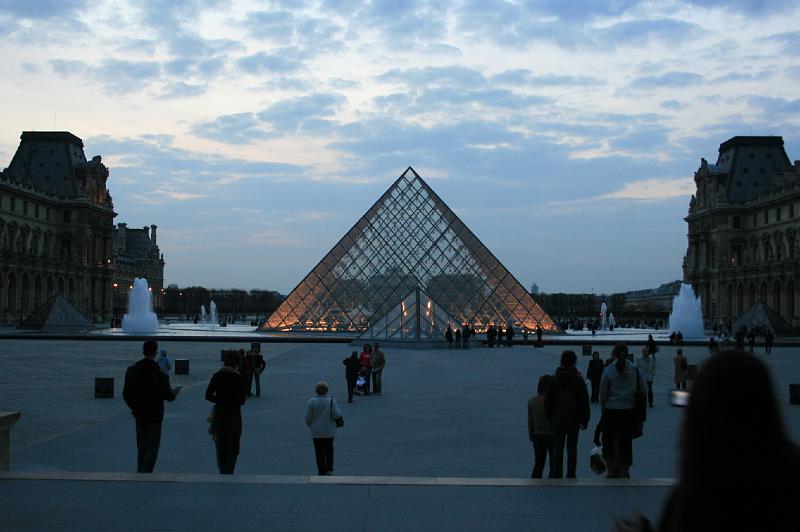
top-left (732, 216), bottom-right (740, 229)
top-left (777, 207), bottom-right (782, 222)
top-left (63, 210), bottom-right (71, 223)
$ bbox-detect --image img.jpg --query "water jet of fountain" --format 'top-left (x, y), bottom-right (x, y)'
top-left (668, 283), bottom-right (705, 338)
top-left (122, 278), bottom-right (158, 333)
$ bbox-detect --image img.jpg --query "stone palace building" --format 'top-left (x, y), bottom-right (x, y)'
top-left (684, 136), bottom-right (800, 329)
top-left (0, 131), bottom-right (163, 324)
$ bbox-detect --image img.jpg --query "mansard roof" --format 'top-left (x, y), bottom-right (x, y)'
top-left (3, 131), bottom-right (104, 201)
top-left (712, 135), bottom-right (793, 203)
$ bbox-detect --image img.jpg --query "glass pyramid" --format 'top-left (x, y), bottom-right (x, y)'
top-left (261, 167), bottom-right (559, 334)
top-left (358, 286), bottom-right (460, 342)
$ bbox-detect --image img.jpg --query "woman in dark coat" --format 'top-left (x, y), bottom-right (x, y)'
top-left (206, 350), bottom-right (246, 474)
top-left (342, 351), bottom-right (361, 403)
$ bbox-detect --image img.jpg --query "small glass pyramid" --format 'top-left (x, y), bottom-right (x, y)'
top-left (261, 167), bottom-right (558, 334)
top-left (358, 286), bottom-right (460, 341)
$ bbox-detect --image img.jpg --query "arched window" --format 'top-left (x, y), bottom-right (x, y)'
top-left (726, 284), bottom-right (734, 319)
top-left (737, 284), bottom-right (744, 316)
top-left (773, 280), bottom-right (782, 312)
top-left (760, 281), bottom-right (768, 303)
top-left (787, 280), bottom-right (796, 320)
top-left (748, 283), bottom-right (756, 308)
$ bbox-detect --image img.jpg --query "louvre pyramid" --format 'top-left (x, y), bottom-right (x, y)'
top-left (358, 286), bottom-right (460, 342)
top-left (261, 167), bottom-right (558, 334)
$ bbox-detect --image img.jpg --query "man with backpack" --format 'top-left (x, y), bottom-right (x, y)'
top-left (123, 340), bottom-right (182, 473)
top-left (545, 350), bottom-right (590, 478)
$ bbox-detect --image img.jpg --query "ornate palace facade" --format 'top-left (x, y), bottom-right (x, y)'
top-left (684, 136), bottom-right (800, 329)
top-left (1, 131), bottom-right (165, 324)
top-left (0, 131), bottom-right (116, 323)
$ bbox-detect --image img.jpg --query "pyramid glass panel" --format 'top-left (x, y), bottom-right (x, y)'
top-left (261, 167), bottom-right (559, 334)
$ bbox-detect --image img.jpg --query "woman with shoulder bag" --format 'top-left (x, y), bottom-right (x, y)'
top-left (304, 381), bottom-right (343, 476)
top-left (599, 343), bottom-right (647, 478)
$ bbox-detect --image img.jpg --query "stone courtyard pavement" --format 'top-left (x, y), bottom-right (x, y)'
top-left (1, 339), bottom-right (798, 530)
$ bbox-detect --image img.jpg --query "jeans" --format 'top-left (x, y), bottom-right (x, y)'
top-left (312, 438), bottom-right (334, 475)
top-left (253, 370), bottom-right (262, 397)
top-left (372, 369), bottom-right (383, 394)
top-left (346, 378), bottom-right (356, 402)
top-left (135, 420), bottom-right (162, 473)
top-left (212, 413), bottom-right (242, 474)
top-left (646, 380), bottom-right (654, 406)
top-left (363, 369), bottom-right (371, 393)
top-left (552, 428), bottom-right (579, 478)
top-left (531, 434), bottom-right (554, 478)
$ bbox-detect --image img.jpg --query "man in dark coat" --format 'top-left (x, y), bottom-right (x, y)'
top-left (545, 350), bottom-right (590, 478)
top-left (342, 351), bottom-right (361, 403)
top-left (123, 340), bottom-right (181, 473)
top-left (251, 348), bottom-right (267, 397)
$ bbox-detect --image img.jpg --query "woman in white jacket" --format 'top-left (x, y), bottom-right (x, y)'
top-left (305, 381), bottom-right (343, 476)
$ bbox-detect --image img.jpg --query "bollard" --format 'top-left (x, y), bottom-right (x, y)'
top-left (175, 359), bottom-right (190, 375)
top-left (582, 345), bottom-right (592, 356)
top-left (790, 384), bottom-right (800, 405)
top-left (0, 411), bottom-right (21, 471)
top-left (94, 377), bottom-right (114, 399)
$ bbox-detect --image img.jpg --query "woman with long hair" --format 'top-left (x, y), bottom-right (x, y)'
top-left (599, 343), bottom-right (646, 478)
top-left (657, 351), bottom-right (800, 531)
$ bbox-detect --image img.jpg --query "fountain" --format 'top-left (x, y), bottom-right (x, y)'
top-left (668, 283), bottom-right (705, 338)
top-left (600, 302), bottom-right (608, 330)
top-left (209, 300), bottom-right (218, 324)
top-left (200, 304), bottom-right (207, 322)
top-left (121, 278), bottom-right (158, 334)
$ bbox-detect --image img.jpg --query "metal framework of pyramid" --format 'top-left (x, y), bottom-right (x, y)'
top-left (261, 167), bottom-right (558, 334)
top-left (358, 286), bottom-right (460, 342)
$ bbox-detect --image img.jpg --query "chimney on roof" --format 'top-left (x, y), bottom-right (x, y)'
top-left (117, 223), bottom-right (127, 252)
top-left (150, 224), bottom-right (157, 247)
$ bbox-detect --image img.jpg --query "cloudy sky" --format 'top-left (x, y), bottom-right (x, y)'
top-left (1, 0), bottom-right (799, 295)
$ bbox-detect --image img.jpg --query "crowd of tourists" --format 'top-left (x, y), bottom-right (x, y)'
top-left (122, 337), bottom-right (799, 529)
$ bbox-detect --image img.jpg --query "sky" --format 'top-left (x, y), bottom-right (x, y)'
top-left (1, 0), bottom-right (799, 295)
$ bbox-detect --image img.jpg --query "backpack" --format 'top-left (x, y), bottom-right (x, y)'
top-left (552, 385), bottom-right (578, 427)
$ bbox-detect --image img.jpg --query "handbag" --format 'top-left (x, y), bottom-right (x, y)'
top-left (330, 398), bottom-right (344, 427)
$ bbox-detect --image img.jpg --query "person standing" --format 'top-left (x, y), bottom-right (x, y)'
top-left (646, 334), bottom-right (658, 358)
top-left (496, 325), bottom-right (503, 348)
top-left (487, 325), bottom-right (496, 348)
top-left (251, 348), bottom-right (266, 397)
top-left (455, 328), bottom-right (462, 349)
top-left (239, 349), bottom-right (253, 397)
top-left (545, 350), bottom-right (590, 479)
top-left (528, 374), bottom-right (554, 478)
top-left (599, 343), bottom-right (646, 478)
top-left (445, 325), bottom-right (454, 348)
top-left (342, 351), bottom-right (361, 403)
top-left (371, 343), bottom-right (386, 395)
top-left (157, 349), bottom-right (172, 376)
top-left (506, 325), bottom-right (514, 347)
top-left (765, 329), bottom-right (774, 354)
top-left (536, 326), bottom-right (543, 345)
top-left (522, 329), bottom-right (529, 345)
top-left (636, 347), bottom-right (656, 408)
top-left (462, 324), bottom-right (471, 349)
top-left (304, 382), bottom-right (343, 476)
top-left (205, 350), bottom-right (246, 474)
top-left (123, 340), bottom-right (181, 473)
top-left (359, 344), bottom-right (372, 395)
top-left (674, 349), bottom-right (688, 390)
top-left (587, 351), bottom-right (604, 403)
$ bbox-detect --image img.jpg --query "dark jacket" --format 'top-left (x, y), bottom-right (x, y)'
top-left (587, 359), bottom-right (605, 382)
top-left (205, 368), bottom-right (246, 415)
top-left (343, 356), bottom-right (361, 381)
top-left (123, 357), bottom-right (177, 423)
top-left (545, 366), bottom-right (590, 430)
